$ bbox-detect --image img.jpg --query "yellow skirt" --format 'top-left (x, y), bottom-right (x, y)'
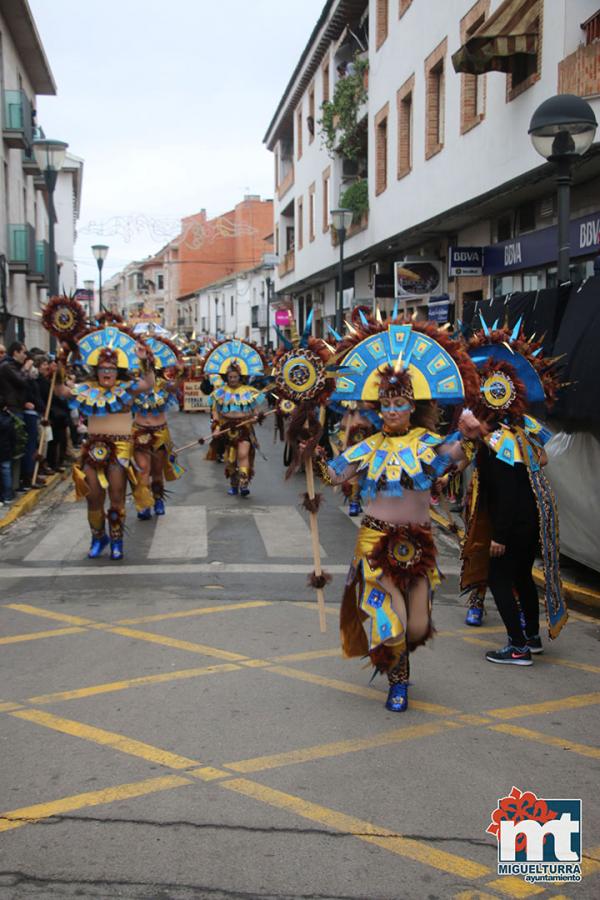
top-left (73, 435), bottom-right (137, 500)
top-left (132, 421), bottom-right (184, 482)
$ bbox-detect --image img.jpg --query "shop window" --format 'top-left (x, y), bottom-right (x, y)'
top-left (493, 275), bottom-right (514, 297)
top-left (496, 214), bottom-right (513, 243)
top-left (517, 202), bottom-right (536, 234)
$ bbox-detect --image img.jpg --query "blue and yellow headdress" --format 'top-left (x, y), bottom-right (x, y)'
top-left (77, 326), bottom-right (141, 371)
top-left (201, 338), bottom-right (265, 378)
top-left (145, 336), bottom-right (180, 370)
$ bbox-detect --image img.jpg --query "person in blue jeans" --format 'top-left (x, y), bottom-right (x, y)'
top-left (0, 398), bottom-right (17, 504)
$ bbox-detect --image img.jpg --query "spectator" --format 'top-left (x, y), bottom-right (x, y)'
top-left (37, 357), bottom-right (69, 472)
top-left (0, 392), bottom-right (17, 506)
top-left (0, 341), bottom-right (32, 491)
top-left (0, 344), bottom-right (6, 362)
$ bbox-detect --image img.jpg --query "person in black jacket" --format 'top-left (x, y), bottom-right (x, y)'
top-left (0, 394), bottom-right (17, 504)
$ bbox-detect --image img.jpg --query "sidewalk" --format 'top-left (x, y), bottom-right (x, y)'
top-left (0, 469), bottom-right (71, 531)
top-left (430, 508), bottom-right (600, 615)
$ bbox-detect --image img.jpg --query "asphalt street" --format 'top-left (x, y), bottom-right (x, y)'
top-left (0, 410), bottom-right (599, 900)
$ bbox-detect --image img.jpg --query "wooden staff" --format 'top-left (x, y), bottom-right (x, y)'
top-left (304, 451), bottom-right (327, 633)
top-left (32, 365), bottom-right (58, 486)
top-left (174, 408), bottom-right (278, 454)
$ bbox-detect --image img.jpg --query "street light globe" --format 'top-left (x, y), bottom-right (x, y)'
top-left (32, 138), bottom-right (69, 173)
top-left (529, 94), bottom-right (597, 160)
top-left (330, 208), bottom-right (354, 232)
top-left (92, 244), bottom-right (109, 263)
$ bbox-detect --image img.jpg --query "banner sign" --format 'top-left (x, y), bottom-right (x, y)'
top-left (394, 260), bottom-right (443, 297)
top-left (182, 380), bottom-right (207, 412)
top-left (448, 247), bottom-right (484, 276)
top-left (275, 309), bottom-right (292, 326)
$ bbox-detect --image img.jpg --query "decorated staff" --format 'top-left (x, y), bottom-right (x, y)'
top-left (200, 339), bottom-right (267, 496)
top-left (37, 296), bottom-right (89, 484)
top-left (311, 315), bottom-right (479, 711)
top-left (131, 335), bottom-right (184, 520)
top-left (272, 311), bottom-right (337, 633)
top-left (67, 325), bottom-right (154, 560)
top-left (461, 316), bottom-right (566, 664)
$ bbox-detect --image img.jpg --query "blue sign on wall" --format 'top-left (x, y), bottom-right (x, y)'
top-left (449, 246), bottom-right (484, 275)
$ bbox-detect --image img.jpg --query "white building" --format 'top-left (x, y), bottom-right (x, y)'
top-left (0, 0), bottom-right (56, 349)
top-left (55, 152), bottom-right (83, 296)
top-left (180, 261), bottom-right (276, 346)
top-left (265, 0), bottom-right (600, 332)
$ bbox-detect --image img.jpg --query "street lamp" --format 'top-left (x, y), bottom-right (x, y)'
top-left (32, 138), bottom-right (69, 296)
top-left (214, 295), bottom-right (219, 339)
top-left (265, 275), bottom-right (273, 349)
top-left (529, 94), bottom-right (597, 284)
top-left (91, 244), bottom-right (109, 310)
top-left (330, 207), bottom-right (353, 333)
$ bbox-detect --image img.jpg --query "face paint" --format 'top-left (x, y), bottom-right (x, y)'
top-left (380, 403), bottom-right (411, 413)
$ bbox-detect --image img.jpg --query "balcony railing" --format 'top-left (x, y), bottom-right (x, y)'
top-left (558, 42), bottom-right (600, 98)
top-left (2, 90), bottom-right (33, 149)
top-left (278, 249), bottom-right (295, 278)
top-left (7, 224), bottom-right (35, 273)
top-left (28, 240), bottom-right (50, 285)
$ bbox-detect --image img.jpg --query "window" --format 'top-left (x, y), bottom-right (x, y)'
top-left (296, 107), bottom-right (303, 159)
top-left (375, 102), bottom-right (389, 195)
top-left (460, 1), bottom-right (489, 135)
top-left (275, 221), bottom-right (280, 256)
top-left (376, 0), bottom-right (389, 50)
top-left (309, 182), bottom-right (316, 241)
top-left (493, 275), bottom-right (514, 297)
top-left (425, 39), bottom-right (447, 159)
top-left (308, 85), bottom-right (315, 143)
top-left (322, 59), bottom-right (330, 103)
top-left (251, 305), bottom-right (259, 328)
top-left (507, 12), bottom-right (542, 101)
top-left (230, 295), bottom-right (234, 316)
top-left (397, 74), bottom-right (414, 179)
top-left (286, 225), bottom-right (295, 251)
top-left (322, 166), bottom-right (331, 232)
top-left (517, 201), bottom-right (536, 234)
top-left (157, 273), bottom-right (164, 290)
top-left (297, 196), bottom-right (304, 250)
top-left (496, 214), bottom-right (512, 242)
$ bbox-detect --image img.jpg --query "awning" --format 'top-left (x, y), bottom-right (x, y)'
top-left (452, 0), bottom-right (540, 76)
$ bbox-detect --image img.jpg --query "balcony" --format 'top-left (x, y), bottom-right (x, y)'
top-left (22, 127), bottom-right (44, 173)
top-left (7, 224), bottom-right (35, 273)
top-left (558, 42), bottom-right (600, 98)
top-left (278, 249), bottom-right (295, 278)
top-left (27, 240), bottom-right (50, 285)
top-left (2, 90), bottom-right (33, 150)
top-left (277, 164), bottom-right (295, 201)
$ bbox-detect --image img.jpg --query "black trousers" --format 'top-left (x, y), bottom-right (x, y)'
top-left (487, 529), bottom-right (539, 647)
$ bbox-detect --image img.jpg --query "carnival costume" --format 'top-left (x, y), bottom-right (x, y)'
top-left (132, 336), bottom-right (184, 519)
top-left (70, 325), bottom-right (152, 560)
top-left (461, 317), bottom-right (566, 659)
top-left (317, 319), bottom-right (478, 711)
top-left (331, 401), bottom-right (382, 516)
top-left (201, 339), bottom-right (266, 496)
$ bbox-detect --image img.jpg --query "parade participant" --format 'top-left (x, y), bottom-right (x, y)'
top-left (461, 318), bottom-right (566, 663)
top-left (200, 339), bottom-right (266, 496)
top-left (69, 325), bottom-right (154, 560)
top-left (132, 336), bottom-right (184, 519)
top-left (333, 402), bottom-right (382, 516)
top-left (313, 319), bottom-right (479, 712)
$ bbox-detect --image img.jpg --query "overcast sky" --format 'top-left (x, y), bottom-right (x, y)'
top-left (29, 0), bottom-right (325, 283)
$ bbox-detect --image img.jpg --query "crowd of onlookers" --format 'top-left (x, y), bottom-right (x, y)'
top-left (0, 340), bottom-right (84, 509)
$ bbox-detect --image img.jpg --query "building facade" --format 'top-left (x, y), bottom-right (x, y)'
top-left (265, 0), bottom-right (600, 332)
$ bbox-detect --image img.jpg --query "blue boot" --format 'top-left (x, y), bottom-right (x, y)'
top-left (465, 606), bottom-right (485, 626)
top-left (137, 508), bottom-right (152, 521)
top-left (385, 683), bottom-right (408, 712)
top-left (88, 533), bottom-right (109, 559)
top-left (110, 539), bottom-right (124, 561)
top-left (227, 486), bottom-right (239, 496)
top-left (154, 498), bottom-right (165, 516)
top-left (348, 500), bottom-right (362, 517)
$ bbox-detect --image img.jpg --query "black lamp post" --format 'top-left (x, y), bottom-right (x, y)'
top-left (529, 94), bottom-right (597, 284)
top-left (330, 208), bottom-right (353, 332)
top-left (214, 295), bottom-right (219, 339)
top-left (265, 275), bottom-right (273, 349)
top-left (32, 138), bottom-right (68, 296)
top-left (92, 244), bottom-right (109, 310)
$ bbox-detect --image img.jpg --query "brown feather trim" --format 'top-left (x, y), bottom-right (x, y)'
top-left (42, 295), bottom-right (87, 341)
top-left (307, 571), bottom-right (332, 589)
top-left (368, 643), bottom-right (397, 672)
top-left (301, 492), bottom-right (323, 514)
top-left (351, 305), bottom-right (374, 327)
top-left (367, 525), bottom-right (437, 593)
top-left (474, 359), bottom-right (528, 424)
top-left (284, 403), bottom-right (323, 479)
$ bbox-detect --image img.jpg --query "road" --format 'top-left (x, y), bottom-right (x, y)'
top-left (0, 410), bottom-right (599, 900)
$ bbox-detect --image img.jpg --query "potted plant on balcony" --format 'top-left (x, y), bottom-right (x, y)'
top-left (319, 53), bottom-right (369, 161)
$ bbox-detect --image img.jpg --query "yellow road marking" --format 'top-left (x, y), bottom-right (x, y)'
top-left (225, 720), bottom-right (463, 773)
top-left (188, 767), bottom-right (231, 782)
top-left (454, 892), bottom-right (500, 900)
top-left (456, 714), bottom-right (493, 726)
top-left (26, 664), bottom-right (240, 705)
top-left (11, 709), bottom-right (201, 769)
top-left (487, 691), bottom-right (600, 720)
top-left (97, 625), bottom-right (250, 662)
top-left (4, 603), bottom-right (95, 626)
top-left (0, 626), bottom-right (86, 646)
top-left (583, 844), bottom-right (600, 875)
top-left (0, 775), bottom-right (191, 833)
top-left (548, 657), bottom-right (600, 676)
top-left (293, 601), bottom-right (338, 616)
top-left (484, 876), bottom-right (544, 896)
top-left (221, 778), bottom-right (490, 879)
top-left (490, 723), bottom-right (600, 760)
top-left (0, 702), bottom-right (23, 712)
top-left (270, 648), bottom-right (341, 662)
top-left (114, 600), bottom-right (272, 626)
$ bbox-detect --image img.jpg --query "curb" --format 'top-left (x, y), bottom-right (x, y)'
top-left (0, 470), bottom-right (71, 532)
top-left (430, 508), bottom-right (600, 613)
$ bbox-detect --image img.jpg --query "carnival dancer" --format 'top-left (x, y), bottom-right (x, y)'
top-left (200, 339), bottom-right (266, 496)
top-left (69, 325), bottom-right (154, 560)
top-left (132, 336), bottom-right (184, 519)
top-left (313, 319), bottom-right (479, 712)
top-left (333, 402), bottom-right (382, 516)
top-left (461, 318), bottom-right (566, 664)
